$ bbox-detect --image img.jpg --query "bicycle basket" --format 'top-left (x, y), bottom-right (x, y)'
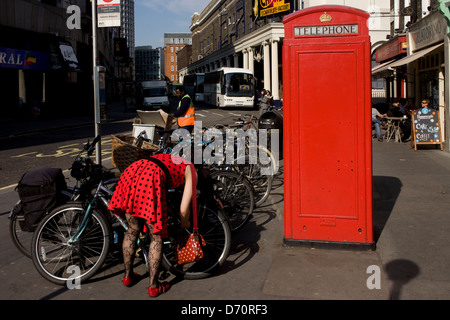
top-left (111, 134), bottom-right (159, 172)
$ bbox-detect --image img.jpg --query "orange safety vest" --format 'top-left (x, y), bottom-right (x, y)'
top-left (177, 94), bottom-right (195, 127)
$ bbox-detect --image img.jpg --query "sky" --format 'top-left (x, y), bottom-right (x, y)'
top-left (134, 0), bottom-right (212, 48)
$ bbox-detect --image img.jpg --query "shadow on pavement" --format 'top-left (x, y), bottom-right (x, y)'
top-left (372, 176), bottom-right (402, 243)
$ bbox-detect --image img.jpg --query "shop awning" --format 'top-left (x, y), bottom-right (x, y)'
top-left (371, 59), bottom-right (397, 75)
top-left (390, 43), bottom-right (443, 68)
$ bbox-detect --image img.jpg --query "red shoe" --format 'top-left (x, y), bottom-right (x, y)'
top-left (148, 282), bottom-right (170, 298)
top-left (122, 272), bottom-right (139, 287)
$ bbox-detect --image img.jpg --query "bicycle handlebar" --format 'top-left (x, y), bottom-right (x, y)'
top-left (85, 135), bottom-right (101, 156)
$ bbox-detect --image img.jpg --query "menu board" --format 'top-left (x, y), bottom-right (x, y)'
top-left (412, 108), bottom-right (443, 150)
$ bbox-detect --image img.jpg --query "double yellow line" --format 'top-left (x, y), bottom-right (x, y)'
top-left (0, 155), bottom-right (113, 192)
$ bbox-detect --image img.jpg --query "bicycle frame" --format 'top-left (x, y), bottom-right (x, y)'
top-left (68, 178), bottom-right (122, 243)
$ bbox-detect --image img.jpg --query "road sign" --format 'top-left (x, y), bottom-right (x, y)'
top-left (97, 0), bottom-right (121, 28)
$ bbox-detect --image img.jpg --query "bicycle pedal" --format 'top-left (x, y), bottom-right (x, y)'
top-left (135, 248), bottom-right (142, 257)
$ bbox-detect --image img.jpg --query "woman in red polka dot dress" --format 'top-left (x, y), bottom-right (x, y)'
top-left (108, 153), bottom-right (195, 297)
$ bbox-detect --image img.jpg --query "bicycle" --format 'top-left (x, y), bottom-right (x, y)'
top-left (214, 114), bottom-right (259, 132)
top-left (8, 136), bottom-right (117, 258)
top-left (31, 171), bottom-right (231, 285)
top-left (210, 169), bottom-right (255, 232)
top-left (207, 120), bottom-right (278, 206)
top-left (151, 128), bottom-right (256, 231)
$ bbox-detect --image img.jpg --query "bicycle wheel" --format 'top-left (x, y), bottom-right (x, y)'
top-left (161, 205), bottom-right (231, 280)
top-left (9, 201), bottom-right (33, 258)
top-left (210, 170), bottom-right (255, 232)
top-left (235, 144), bottom-right (277, 206)
top-left (31, 202), bottom-right (111, 285)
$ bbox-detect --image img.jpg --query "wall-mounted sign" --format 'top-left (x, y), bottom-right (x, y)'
top-left (254, 0), bottom-right (293, 18)
top-left (97, 0), bottom-right (121, 28)
top-left (294, 24), bottom-right (359, 37)
top-left (59, 41), bottom-right (79, 71)
top-left (0, 47), bottom-right (49, 71)
top-left (408, 11), bottom-right (447, 52)
top-left (375, 35), bottom-right (407, 62)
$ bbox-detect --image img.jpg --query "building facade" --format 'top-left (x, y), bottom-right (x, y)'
top-left (164, 33), bottom-right (192, 83)
top-left (372, 0), bottom-right (449, 149)
top-left (188, 0), bottom-right (393, 104)
top-left (0, 0), bottom-right (117, 120)
top-left (177, 45), bottom-right (193, 84)
top-left (119, 0), bottom-right (135, 80)
top-left (135, 46), bottom-right (163, 81)
top-left (371, 0), bottom-right (442, 105)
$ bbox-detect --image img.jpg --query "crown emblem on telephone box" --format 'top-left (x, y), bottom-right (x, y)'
top-left (319, 12), bottom-right (332, 23)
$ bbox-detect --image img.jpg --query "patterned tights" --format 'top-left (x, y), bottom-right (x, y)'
top-left (123, 213), bottom-right (162, 288)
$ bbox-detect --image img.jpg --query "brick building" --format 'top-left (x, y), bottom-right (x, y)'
top-left (164, 33), bottom-right (192, 83)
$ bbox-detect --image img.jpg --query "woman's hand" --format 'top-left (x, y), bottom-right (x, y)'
top-left (180, 215), bottom-right (191, 229)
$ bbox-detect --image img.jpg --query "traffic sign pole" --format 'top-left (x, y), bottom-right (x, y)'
top-left (91, 0), bottom-right (102, 164)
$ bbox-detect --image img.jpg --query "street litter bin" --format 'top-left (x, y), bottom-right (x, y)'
top-left (258, 111), bottom-right (283, 158)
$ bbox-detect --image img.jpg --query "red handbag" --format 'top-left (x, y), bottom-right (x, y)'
top-left (176, 163), bottom-right (205, 265)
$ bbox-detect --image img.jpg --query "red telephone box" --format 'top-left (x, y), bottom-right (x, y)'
top-left (283, 6), bottom-right (374, 248)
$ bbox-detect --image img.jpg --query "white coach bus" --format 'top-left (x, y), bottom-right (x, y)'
top-left (183, 73), bottom-right (205, 103)
top-left (204, 67), bottom-right (256, 108)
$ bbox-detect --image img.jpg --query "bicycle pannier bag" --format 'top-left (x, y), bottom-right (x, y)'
top-left (15, 168), bottom-right (67, 232)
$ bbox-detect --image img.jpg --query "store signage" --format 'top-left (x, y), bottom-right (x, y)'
top-left (0, 47), bottom-right (49, 71)
top-left (59, 42), bottom-right (79, 70)
top-left (255, 0), bottom-right (293, 18)
top-left (412, 109), bottom-right (443, 150)
top-left (408, 11), bottom-right (447, 52)
top-left (294, 24), bottom-right (358, 37)
top-left (97, 0), bottom-right (121, 28)
top-left (375, 36), bottom-right (407, 62)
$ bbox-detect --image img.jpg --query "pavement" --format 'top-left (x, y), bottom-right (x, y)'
top-left (1, 101), bottom-right (450, 303)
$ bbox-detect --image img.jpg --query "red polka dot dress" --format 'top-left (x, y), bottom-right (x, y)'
top-left (108, 153), bottom-right (188, 238)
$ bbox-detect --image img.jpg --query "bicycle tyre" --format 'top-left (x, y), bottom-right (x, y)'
top-left (31, 202), bottom-right (111, 286)
top-left (210, 170), bottom-right (255, 232)
top-left (234, 144), bottom-right (277, 206)
top-left (9, 201), bottom-right (33, 258)
top-left (161, 205), bottom-right (231, 280)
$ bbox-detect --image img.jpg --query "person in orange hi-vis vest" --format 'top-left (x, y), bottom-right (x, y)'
top-left (174, 85), bottom-right (196, 133)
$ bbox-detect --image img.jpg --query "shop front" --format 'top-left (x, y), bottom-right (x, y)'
top-left (390, 10), bottom-right (449, 147)
top-left (371, 35), bottom-right (407, 111)
top-left (0, 26), bottom-right (81, 121)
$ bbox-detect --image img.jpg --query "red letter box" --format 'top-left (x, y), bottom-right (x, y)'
top-left (283, 5), bottom-right (374, 248)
